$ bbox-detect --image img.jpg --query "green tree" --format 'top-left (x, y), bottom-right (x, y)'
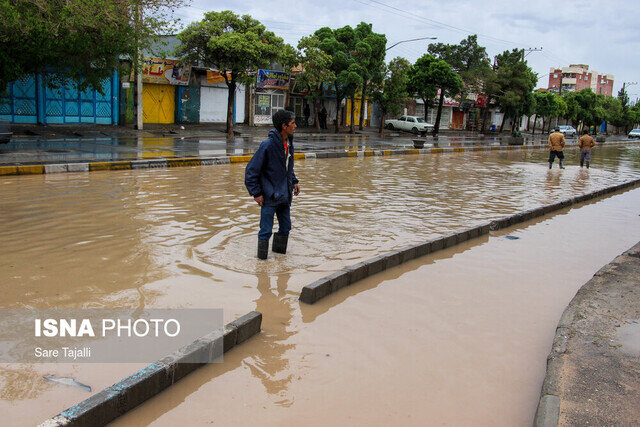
top-left (428, 35), bottom-right (491, 97)
top-left (371, 57), bottom-right (410, 136)
top-left (490, 49), bottom-right (537, 132)
top-left (177, 10), bottom-right (287, 138)
top-left (296, 35), bottom-right (336, 130)
top-left (353, 23), bottom-right (386, 131)
top-left (0, 0), bottom-right (185, 93)
top-left (407, 54), bottom-right (438, 123)
top-left (313, 25), bottom-right (363, 133)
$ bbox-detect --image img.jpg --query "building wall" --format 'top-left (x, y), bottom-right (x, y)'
top-left (548, 64), bottom-right (614, 96)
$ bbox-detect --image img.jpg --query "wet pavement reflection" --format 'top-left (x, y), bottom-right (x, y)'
top-left (1, 144), bottom-right (640, 424)
top-left (0, 133), bottom-right (623, 165)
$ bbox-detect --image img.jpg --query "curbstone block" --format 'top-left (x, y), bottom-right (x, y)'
top-left (17, 165), bottom-right (45, 175)
top-left (229, 311), bottom-right (262, 344)
top-left (365, 255), bottom-right (387, 276)
top-left (383, 250), bottom-right (403, 269)
top-left (413, 240), bottom-right (433, 257)
top-left (130, 160), bottom-right (151, 169)
top-left (399, 246), bottom-right (417, 263)
top-left (299, 279), bottom-right (331, 304)
top-left (316, 152), bottom-right (328, 158)
top-left (346, 262), bottom-right (368, 283)
top-left (534, 395), bottom-right (559, 427)
top-left (67, 163), bottom-right (89, 173)
top-left (305, 153), bottom-right (317, 159)
top-left (430, 236), bottom-right (444, 252)
top-left (0, 165), bottom-right (18, 176)
top-left (442, 233), bottom-right (458, 248)
top-left (44, 164), bottom-right (68, 174)
top-left (326, 270), bottom-right (352, 292)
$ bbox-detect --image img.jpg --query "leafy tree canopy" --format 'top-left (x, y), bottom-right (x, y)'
top-left (0, 0), bottom-right (185, 92)
top-left (176, 10), bottom-right (286, 86)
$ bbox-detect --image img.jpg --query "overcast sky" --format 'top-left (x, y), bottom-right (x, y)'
top-left (178, 0), bottom-right (640, 100)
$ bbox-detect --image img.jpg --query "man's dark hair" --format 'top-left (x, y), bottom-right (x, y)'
top-left (273, 110), bottom-right (295, 132)
top-left (555, 127), bottom-right (560, 132)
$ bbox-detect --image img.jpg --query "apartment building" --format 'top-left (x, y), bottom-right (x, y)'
top-left (547, 64), bottom-right (614, 96)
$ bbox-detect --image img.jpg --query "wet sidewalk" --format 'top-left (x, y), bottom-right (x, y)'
top-left (535, 241), bottom-right (640, 426)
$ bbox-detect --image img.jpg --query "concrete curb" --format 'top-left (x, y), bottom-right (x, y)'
top-left (1, 140), bottom-right (638, 177)
top-left (299, 178), bottom-right (640, 304)
top-left (534, 242), bottom-right (640, 426)
top-left (38, 311), bottom-right (262, 427)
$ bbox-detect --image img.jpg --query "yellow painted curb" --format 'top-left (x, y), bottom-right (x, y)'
top-left (229, 156), bottom-right (252, 163)
top-left (0, 166), bottom-right (18, 176)
top-left (293, 153), bottom-right (305, 160)
top-left (431, 148), bottom-right (444, 153)
top-left (382, 150), bottom-right (391, 156)
top-left (364, 150), bottom-right (374, 156)
top-left (347, 151), bottom-right (357, 157)
top-left (17, 165), bottom-right (45, 175)
top-left (491, 146), bottom-right (500, 151)
top-left (406, 149), bottom-right (419, 154)
top-left (167, 158), bottom-right (201, 167)
top-left (90, 162), bottom-right (129, 171)
top-left (453, 147), bottom-right (465, 152)
top-left (472, 146), bottom-right (484, 151)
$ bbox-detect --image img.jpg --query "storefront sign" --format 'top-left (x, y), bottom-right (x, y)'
top-left (206, 70), bottom-right (231, 84)
top-left (139, 58), bottom-right (191, 86)
top-left (257, 70), bottom-right (290, 89)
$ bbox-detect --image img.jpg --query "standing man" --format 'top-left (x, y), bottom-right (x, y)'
top-left (578, 129), bottom-right (596, 168)
top-left (245, 110), bottom-right (301, 260)
top-left (548, 127), bottom-right (566, 169)
top-left (319, 104), bottom-right (328, 130)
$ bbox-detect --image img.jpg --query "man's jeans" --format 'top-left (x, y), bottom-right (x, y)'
top-left (259, 204), bottom-right (291, 240)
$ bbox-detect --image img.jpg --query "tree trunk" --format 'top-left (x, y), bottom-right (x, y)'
top-left (359, 81), bottom-right (367, 131)
top-left (314, 100), bottom-right (321, 131)
top-left (499, 113), bottom-right (506, 133)
top-left (480, 106), bottom-right (488, 134)
top-left (350, 96), bottom-right (355, 134)
top-left (379, 111), bottom-right (385, 137)
top-left (432, 90), bottom-right (445, 136)
top-left (531, 114), bottom-right (537, 135)
top-left (226, 80), bottom-right (236, 139)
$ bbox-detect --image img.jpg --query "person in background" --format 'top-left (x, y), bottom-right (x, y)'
top-left (303, 103), bottom-right (310, 127)
top-left (578, 129), bottom-right (596, 168)
top-left (548, 127), bottom-right (566, 169)
top-left (244, 110), bottom-right (301, 259)
top-left (319, 104), bottom-right (328, 130)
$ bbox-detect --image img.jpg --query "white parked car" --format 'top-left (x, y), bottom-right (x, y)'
top-left (558, 125), bottom-right (577, 136)
top-left (385, 115), bottom-right (434, 136)
top-left (628, 128), bottom-right (640, 139)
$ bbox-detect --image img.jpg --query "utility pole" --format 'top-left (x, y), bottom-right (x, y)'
top-left (135, 4), bottom-right (144, 130)
top-left (521, 47), bottom-right (543, 62)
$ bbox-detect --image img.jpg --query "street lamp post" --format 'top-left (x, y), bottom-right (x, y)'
top-left (386, 37), bottom-right (437, 51)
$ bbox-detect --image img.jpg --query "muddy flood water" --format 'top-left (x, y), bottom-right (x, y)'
top-left (1, 145), bottom-right (640, 425)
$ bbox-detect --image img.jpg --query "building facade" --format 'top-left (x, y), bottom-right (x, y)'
top-left (547, 64), bottom-right (614, 96)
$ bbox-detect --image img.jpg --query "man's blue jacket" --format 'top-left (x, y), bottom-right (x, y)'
top-left (244, 129), bottom-right (299, 207)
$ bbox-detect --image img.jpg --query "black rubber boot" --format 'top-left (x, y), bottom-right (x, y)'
top-left (549, 162), bottom-right (553, 169)
top-left (586, 161), bottom-right (590, 169)
top-left (559, 159), bottom-right (565, 169)
top-left (272, 233), bottom-right (288, 254)
top-left (257, 239), bottom-right (269, 260)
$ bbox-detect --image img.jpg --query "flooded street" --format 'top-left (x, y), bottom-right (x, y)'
top-left (1, 144), bottom-right (640, 424)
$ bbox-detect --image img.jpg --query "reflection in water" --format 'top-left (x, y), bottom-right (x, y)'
top-left (247, 273), bottom-right (296, 405)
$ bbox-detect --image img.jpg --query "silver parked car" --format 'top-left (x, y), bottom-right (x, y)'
top-left (628, 128), bottom-right (640, 139)
top-left (558, 125), bottom-right (577, 136)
